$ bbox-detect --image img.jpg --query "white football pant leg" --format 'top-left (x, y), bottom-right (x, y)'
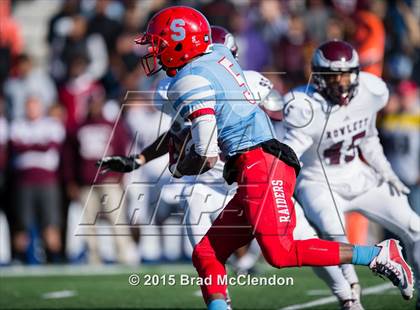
top-left (129, 159), bottom-right (172, 261)
top-left (292, 198), bottom-right (318, 240)
top-left (293, 199), bottom-right (356, 300)
top-left (233, 239), bottom-right (261, 273)
top-left (296, 181), bottom-right (359, 300)
top-left (185, 183), bottom-right (234, 247)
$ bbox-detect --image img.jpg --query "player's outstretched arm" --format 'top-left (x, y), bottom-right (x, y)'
top-left (359, 115), bottom-right (410, 195)
top-left (139, 131), bottom-right (170, 164)
top-left (96, 132), bottom-right (170, 173)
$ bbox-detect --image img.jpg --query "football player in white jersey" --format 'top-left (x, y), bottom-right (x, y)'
top-left (278, 40), bottom-right (420, 309)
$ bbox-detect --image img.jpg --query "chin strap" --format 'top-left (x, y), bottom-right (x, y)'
top-left (166, 68), bottom-right (177, 77)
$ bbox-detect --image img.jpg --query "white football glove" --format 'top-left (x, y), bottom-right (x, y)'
top-left (381, 172), bottom-right (410, 196)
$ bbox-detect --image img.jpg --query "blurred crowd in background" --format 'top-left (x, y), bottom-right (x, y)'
top-left (0, 0), bottom-right (418, 265)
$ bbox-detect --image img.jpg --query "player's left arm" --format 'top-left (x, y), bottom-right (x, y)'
top-left (358, 78), bottom-right (410, 195)
top-left (167, 74), bottom-right (219, 177)
top-left (170, 114), bottom-right (219, 177)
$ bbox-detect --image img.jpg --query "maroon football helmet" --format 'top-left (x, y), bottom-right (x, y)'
top-left (211, 25), bottom-right (238, 57)
top-left (312, 40), bottom-right (360, 106)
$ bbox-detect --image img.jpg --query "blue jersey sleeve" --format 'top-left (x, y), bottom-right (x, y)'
top-left (167, 74), bottom-right (216, 120)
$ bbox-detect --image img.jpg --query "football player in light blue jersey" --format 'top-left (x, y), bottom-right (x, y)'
top-left (97, 6), bottom-right (414, 310)
top-left (165, 42), bottom-right (276, 158)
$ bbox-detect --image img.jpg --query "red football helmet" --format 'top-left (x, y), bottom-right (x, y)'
top-left (211, 26), bottom-right (238, 57)
top-left (312, 40), bottom-right (360, 106)
top-left (135, 6), bottom-right (211, 77)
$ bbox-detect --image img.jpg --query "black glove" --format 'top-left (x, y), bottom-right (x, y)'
top-left (96, 155), bottom-right (141, 173)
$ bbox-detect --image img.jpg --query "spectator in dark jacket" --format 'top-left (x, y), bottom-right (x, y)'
top-left (50, 14), bottom-right (108, 85)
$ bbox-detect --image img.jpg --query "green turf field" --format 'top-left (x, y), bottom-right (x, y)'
top-left (0, 264), bottom-right (417, 310)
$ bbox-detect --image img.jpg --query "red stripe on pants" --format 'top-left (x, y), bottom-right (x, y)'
top-left (192, 148), bottom-right (340, 303)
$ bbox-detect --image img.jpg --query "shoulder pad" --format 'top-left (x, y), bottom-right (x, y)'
top-left (359, 72), bottom-right (389, 110)
top-left (243, 70), bottom-right (273, 102)
top-left (167, 74), bottom-right (213, 102)
top-left (167, 74), bottom-right (215, 118)
top-left (283, 89), bottom-right (315, 129)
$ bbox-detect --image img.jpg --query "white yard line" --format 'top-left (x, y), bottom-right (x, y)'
top-left (41, 290), bottom-right (77, 299)
top-left (279, 283), bottom-right (394, 310)
top-left (306, 289), bottom-right (331, 296)
top-left (0, 264), bottom-right (194, 278)
top-left (0, 265), bottom-right (137, 277)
